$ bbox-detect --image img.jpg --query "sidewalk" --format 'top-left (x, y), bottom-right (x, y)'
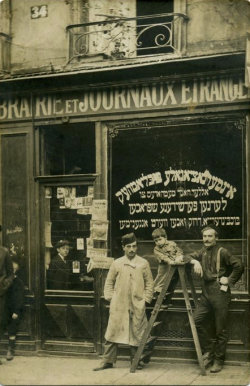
top-left (0, 356), bottom-right (249, 386)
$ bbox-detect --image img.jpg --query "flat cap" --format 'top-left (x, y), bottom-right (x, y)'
top-left (56, 239), bottom-right (70, 249)
top-left (121, 232), bottom-right (137, 246)
top-left (201, 223), bottom-right (219, 236)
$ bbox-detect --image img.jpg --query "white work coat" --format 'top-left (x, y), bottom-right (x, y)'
top-left (104, 254), bottom-right (154, 346)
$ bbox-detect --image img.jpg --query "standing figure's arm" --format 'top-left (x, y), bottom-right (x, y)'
top-left (104, 262), bottom-right (118, 301)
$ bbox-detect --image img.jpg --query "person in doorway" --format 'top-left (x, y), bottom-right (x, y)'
top-left (0, 225), bottom-right (14, 365)
top-left (5, 259), bottom-right (25, 361)
top-left (152, 228), bottom-right (184, 297)
top-left (93, 232), bottom-right (154, 371)
top-left (186, 224), bottom-right (244, 373)
top-left (47, 240), bottom-right (71, 290)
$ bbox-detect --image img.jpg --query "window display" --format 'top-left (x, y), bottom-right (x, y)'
top-left (44, 184), bottom-right (96, 291)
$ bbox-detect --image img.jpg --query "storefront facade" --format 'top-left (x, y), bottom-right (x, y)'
top-left (0, 58), bottom-right (249, 362)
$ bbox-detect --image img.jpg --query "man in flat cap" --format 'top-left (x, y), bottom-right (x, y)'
top-left (93, 232), bottom-right (154, 371)
top-left (186, 224), bottom-right (244, 373)
top-left (0, 225), bottom-right (14, 364)
top-left (47, 240), bottom-right (71, 290)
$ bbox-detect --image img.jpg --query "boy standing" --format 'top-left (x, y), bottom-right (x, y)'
top-left (152, 228), bottom-right (184, 295)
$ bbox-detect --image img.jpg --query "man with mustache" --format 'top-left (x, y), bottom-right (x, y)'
top-left (186, 224), bottom-right (244, 373)
top-left (93, 232), bottom-right (154, 371)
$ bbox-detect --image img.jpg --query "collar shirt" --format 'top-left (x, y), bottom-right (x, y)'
top-left (59, 253), bottom-right (66, 263)
top-left (185, 244), bottom-right (244, 286)
top-left (154, 241), bottom-right (183, 263)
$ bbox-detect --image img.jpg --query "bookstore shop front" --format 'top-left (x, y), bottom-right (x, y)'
top-left (0, 70), bottom-right (249, 361)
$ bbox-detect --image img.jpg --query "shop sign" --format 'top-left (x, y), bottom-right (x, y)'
top-left (0, 75), bottom-right (249, 121)
top-left (115, 168), bottom-right (240, 232)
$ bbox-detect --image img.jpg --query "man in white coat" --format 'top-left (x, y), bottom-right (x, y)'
top-left (93, 232), bottom-right (154, 371)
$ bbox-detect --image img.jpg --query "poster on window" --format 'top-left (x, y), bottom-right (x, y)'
top-left (110, 121), bottom-right (246, 250)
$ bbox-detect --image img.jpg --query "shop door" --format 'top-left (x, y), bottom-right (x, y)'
top-left (40, 181), bottom-right (97, 355)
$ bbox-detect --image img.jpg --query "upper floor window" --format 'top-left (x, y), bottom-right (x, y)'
top-left (136, 0), bottom-right (173, 56)
top-left (66, 0), bottom-right (187, 65)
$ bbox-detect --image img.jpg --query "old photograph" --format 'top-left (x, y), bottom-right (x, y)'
top-left (0, 0), bottom-right (249, 385)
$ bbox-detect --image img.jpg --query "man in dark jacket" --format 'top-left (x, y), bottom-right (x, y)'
top-left (186, 224), bottom-right (244, 373)
top-left (0, 225), bottom-right (14, 364)
top-left (47, 240), bottom-right (71, 290)
top-left (5, 259), bottom-right (25, 361)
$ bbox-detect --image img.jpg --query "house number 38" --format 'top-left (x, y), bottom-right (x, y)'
top-left (31, 5), bottom-right (48, 19)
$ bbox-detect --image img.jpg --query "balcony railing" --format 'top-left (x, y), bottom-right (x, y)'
top-left (66, 13), bottom-right (188, 65)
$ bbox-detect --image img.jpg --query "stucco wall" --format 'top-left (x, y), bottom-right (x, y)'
top-left (186, 0), bottom-right (250, 55)
top-left (10, 0), bottom-right (70, 72)
top-left (3, 0), bottom-right (250, 73)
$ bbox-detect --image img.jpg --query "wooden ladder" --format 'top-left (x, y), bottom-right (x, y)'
top-left (130, 262), bottom-right (206, 375)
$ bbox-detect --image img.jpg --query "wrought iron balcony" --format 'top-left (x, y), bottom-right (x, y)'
top-left (66, 13), bottom-right (188, 65)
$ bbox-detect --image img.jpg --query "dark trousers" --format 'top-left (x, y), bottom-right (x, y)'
top-left (0, 295), bottom-right (6, 339)
top-left (194, 281), bottom-right (231, 364)
top-left (102, 341), bottom-right (138, 364)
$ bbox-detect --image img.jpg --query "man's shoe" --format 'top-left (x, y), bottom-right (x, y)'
top-left (6, 348), bottom-right (14, 361)
top-left (93, 363), bottom-right (113, 371)
top-left (210, 360), bottom-right (222, 373)
top-left (137, 362), bottom-right (143, 370)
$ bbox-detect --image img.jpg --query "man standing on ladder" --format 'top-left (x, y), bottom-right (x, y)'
top-left (186, 224), bottom-right (244, 373)
top-left (93, 232), bottom-right (154, 371)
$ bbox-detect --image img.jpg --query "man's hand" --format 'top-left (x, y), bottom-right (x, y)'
top-left (191, 260), bottom-right (203, 277)
top-left (12, 313), bottom-right (18, 319)
top-left (219, 276), bottom-right (229, 285)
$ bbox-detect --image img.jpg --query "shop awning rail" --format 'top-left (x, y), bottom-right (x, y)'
top-left (66, 12), bottom-right (188, 65)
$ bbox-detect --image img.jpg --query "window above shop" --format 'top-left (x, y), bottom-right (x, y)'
top-left (39, 123), bottom-right (96, 176)
top-left (66, 0), bottom-right (188, 66)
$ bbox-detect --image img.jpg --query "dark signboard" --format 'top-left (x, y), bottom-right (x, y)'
top-left (110, 117), bottom-right (246, 255)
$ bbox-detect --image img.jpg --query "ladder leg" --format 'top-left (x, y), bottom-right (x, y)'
top-left (178, 266), bottom-right (206, 376)
top-left (185, 265), bottom-right (199, 307)
top-left (130, 266), bottom-right (176, 373)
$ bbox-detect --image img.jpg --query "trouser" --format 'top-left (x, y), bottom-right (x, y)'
top-left (6, 312), bottom-right (21, 336)
top-left (0, 295), bottom-right (6, 340)
top-left (102, 341), bottom-right (139, 364)
top-left (193, 281), bottom-right (231, 364)
top-left (154, 263), bottom-right (179, 294)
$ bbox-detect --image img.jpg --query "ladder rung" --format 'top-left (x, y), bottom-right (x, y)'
top-left (140, 350), bottom-right (153, 360)
top-left (146, 336), bottom-right (157, 344)
top-left (153, 321), bottom-right (162, 328)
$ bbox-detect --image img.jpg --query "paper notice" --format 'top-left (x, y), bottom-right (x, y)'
top-left (90, 220), bottom-right (109, 229)
top-left (45, 222), bottom-right (53, 248)
top-left (93, 200), bottom-right (107, 211)
top-left (87, 248), bottom-right (107, 259)
top-left (91, 256), bottom-right (114, 270)
top-left (91, 228), bottom-right (108, 241)
top-left (45, 187), bottom-right (52, 199)
top-left (57, 187), bottom-right (65, 199)
top-left (87, 186), bottom-right (94, 197)
top-left (77, 207), bottom-right (92, 215)
top-left (72, 260), bottom-right (80, 273)
top-left (77, 238), bottom-right (84, 250)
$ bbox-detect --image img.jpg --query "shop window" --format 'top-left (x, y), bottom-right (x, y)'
top-left (44, 184), bottom-right (98, 291)
top-left (110, 120), bottom-right (246, 256)
top-left (39, 123), bottom-right (95, 176)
